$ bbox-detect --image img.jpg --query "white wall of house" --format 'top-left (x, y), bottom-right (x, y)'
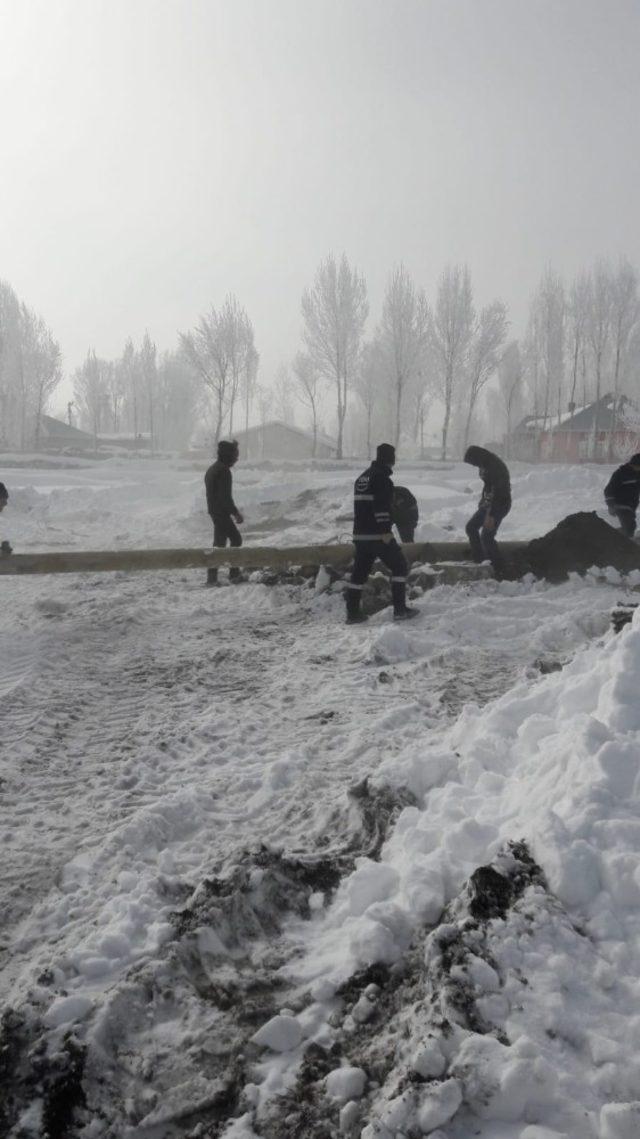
top-left (234, 422), bottom-right (336, 461)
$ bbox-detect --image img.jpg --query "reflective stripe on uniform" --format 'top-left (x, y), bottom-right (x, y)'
top-left (354, 494), bottom-right (375, 500)
top-left (346, 582), bottom-right (364, 590)
top-left (353, 534), bottom-right (387, 540)
top-left (391, 576), bottom-right (407, 582)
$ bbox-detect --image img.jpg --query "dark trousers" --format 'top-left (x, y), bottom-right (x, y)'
top-left (396, 523), bottom-right (415, 543)
top-left (346, 539), bottom-right (408, 616)
top-left (466, 505), bottom-right (509, 573)
top-left (209, 515), bottom-right (242, 583)
top-left (608, 505), bottom-right (637, 538)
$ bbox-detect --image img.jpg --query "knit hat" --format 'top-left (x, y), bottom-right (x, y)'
top-left (217, 439), bottom-right (239, 463)
top-left (0, 482), bottom-right (7, 501)
top-left (464, 446), bottom-right (484, 466)
top-left (376, 443), bottom-right (396, 467)
top-left (629, 454), bottom-right (640, 467)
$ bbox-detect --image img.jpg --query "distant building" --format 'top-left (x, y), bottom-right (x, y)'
top-left (233, 420), bottom-right (338, 461)
top-left (98, 432), bottom-right (152, 450)
top-left (38, 414), bottom-right (96, 451)
top-left (510, 394), bottom-right (640, 463)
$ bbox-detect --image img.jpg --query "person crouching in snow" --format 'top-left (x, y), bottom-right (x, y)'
top-left (345, 443), bottom-right (420, 625)
top-left (463, 445), bottom-right (511, 579)
top-left (391, 484), bottom-right (419, 543)
top-left (0, 482), bottom-right (11, 556)
top-left (604, 454), bottom-right (640, 539)
top-left (204, 440), bottom-right (244, 585)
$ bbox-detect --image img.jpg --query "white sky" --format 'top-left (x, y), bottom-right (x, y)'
top-left (1, 0), bottom-right (639, 403)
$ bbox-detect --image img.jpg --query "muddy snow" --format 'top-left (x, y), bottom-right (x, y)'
top-left (2, 456), bottom-right (640, 1138)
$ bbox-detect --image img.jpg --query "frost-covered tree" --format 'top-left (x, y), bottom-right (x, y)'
top-left (106, 357), bottom-right (126, 433)
top-left (119, 338), bottom-right (141, 437)
top-left (19, 306), bottom-right (62, 449)
top-left (73, 350), bottom-right (110, 446)
top-left (180, 295), bottom-right (255, 443)
top-left (221, 297), bottom-right (255, 436)
top-left (0, 282), bottom-right (22, 447)
top-left (495, 340), bottom-right (523, 457)
top-left (432, 265), bottom-right (474, 459)
top-left (567, 272), bottom-right (590, 410)
top-left (608, 259), bottom-right (639, 455)
top-left (0, 281), bottom-right (61, 449)
top-left (241, 344), bottom-right (259, 440)
top-left (180, 307), bottom-right (231, 443)
top-left (378, 265), bottom-right (432, 448)
top-left (156, 351), bottom-right (200, 450)
top-left (272, 364), bottom-right (296, 426)
top-left (354, 338), bottom-right (388, 457)
top-left (585, 262), bottom-right (613, 452)
top-left (301, 253), bottom-right (368, 458)
top-left (292, 351), bottom-right (324, 455)
top-left (523, 269), bottom-right (565, 458)
top-left (461, 301), bottom-right (508, 452)
top-left (140, 331), bottom-right (158, 450)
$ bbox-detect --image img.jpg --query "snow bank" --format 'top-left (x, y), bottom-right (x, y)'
top-left (281, 608), bottom-right (640, 1136)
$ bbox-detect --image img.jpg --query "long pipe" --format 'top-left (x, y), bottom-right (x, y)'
top-left (0, 541), bottom-right (530, 577)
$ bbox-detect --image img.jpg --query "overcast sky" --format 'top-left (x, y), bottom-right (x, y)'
top-left (1, 0), bottom-right (639, 403)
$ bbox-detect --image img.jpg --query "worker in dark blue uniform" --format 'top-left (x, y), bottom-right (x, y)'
top-left (604, 454), bottom-right (640, 538)
top-left (345, 443), bottom-right (419, 625)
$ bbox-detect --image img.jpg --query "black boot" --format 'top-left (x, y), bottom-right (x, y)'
top-left (229, 566), bottom-right (244, 585)
top-left (394, 607), bottom-right (420, 621)
top-left (206, 567), bottom-right (218, 587)
top-left (391, 576), bottom-right (419, 620)
top-left (345, 585), bottom-right (368, 625)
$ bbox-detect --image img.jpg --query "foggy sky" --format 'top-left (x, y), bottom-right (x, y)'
top-left (1, 0), bottom-right (639, 404)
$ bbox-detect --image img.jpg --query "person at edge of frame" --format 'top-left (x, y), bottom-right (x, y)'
top-left (204, 440), bottom-right (244, 586)
top-left (463, 444), bottom-right (511, 579)
top-left (0, 482), bottom-right (11, 556)
top-left (604, 453), bottom-right (640, 538)
top-left (344, 442), bottom-right (420, 625)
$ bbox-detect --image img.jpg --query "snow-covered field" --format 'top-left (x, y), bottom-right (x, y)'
top-left (2, 456), bottom-right (640, 1138)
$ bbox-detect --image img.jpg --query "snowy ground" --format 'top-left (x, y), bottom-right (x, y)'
top-left (2, 456), bottom-right (640, 1138)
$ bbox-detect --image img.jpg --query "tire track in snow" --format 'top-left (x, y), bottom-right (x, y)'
top-left (0, 571), bottom-right (615, 996)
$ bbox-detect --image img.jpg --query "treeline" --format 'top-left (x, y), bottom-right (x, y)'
top-left (2, 256), bottom-right (640, 458)
top-left (283, 254), bottom-right (640, 460)
top-left (0, 280), bottom-right (62, 450)
top-left (72, 337), bottom-right (200, 451)
top-left (285, 256), bottom-right (507, 459)
top-left (499, 260), bottom-right (640, 455)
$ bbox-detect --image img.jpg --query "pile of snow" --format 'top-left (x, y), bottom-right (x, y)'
top-left (244, 608), bottom-right (640, 1137)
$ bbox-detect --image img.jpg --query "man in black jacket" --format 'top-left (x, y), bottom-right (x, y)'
top-left (604, 454), bottom-right (640, 537)
top-left (464, 445), bottom-right (511, 577)
top-left (392, 485), bottom-right (419, 543)
top-left (204, 440), bottom-right (244, 585)
top-left (345, 443), bottom-right (419, 625)
top-left (0, 482), bottom-right (10, 556)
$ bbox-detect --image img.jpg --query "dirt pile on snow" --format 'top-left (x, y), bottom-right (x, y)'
top-left (526, 510), bottom-right (640, 582)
